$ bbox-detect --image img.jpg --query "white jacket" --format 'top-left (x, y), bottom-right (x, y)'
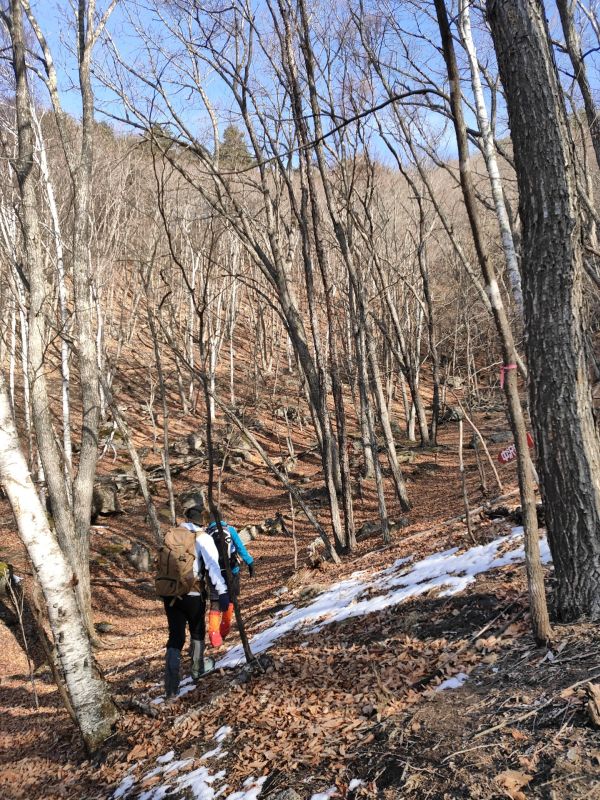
top-left (180, 522), bottom-right (227, 596)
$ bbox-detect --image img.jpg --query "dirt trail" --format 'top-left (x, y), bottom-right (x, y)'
top-left (1, 391), bottom-right (598, 800)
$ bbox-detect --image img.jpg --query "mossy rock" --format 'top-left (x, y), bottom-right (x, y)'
top-left (0, 562), bottom-right (12, 596)
top-left (99, 542), bottom-right (127, 556)
top-left (95, 621), bottom-right (114, 634)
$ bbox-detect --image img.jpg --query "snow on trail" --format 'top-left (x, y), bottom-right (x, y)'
top-left (111, 728), bottom-right (266, 800)
top-left (128, 530), bottom-right (549, 798)
top-left (217, 528), bottom-right (551, 668)
top-left (150, 528), bottom-right (550, 703)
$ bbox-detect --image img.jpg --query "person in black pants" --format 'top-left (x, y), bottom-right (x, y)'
top-left (163, 506), bottom-right (229, 698)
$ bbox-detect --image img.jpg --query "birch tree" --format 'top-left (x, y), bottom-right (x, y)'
top-left (0, 370), bottom-right (118, 751)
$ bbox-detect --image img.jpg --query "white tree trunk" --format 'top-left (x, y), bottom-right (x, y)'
top-left (458, 0), bottom-right (523, 313)
top-left (9, 303), bottom-right (16, 410)
top-left (0, 370), bottom-right (118, 751)
top-left (31, 107), bottom-right (73, 478)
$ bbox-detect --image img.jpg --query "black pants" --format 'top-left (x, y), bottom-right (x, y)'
top-left (162, 594), bottom-right (206, 651)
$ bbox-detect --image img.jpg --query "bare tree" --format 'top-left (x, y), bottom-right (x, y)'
top-left (434, 0), bottom-right (551, 643)
top-left (0, 369), bottom-right (118, 752)
top-left (487, 0), bottom-right (600, 621)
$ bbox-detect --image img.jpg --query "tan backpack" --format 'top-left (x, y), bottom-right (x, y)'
top-left (155, 527), bottom-right (198, 598)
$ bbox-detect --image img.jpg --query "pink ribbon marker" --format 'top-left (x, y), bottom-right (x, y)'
top-left (500, 363), bottom-right (517, 389)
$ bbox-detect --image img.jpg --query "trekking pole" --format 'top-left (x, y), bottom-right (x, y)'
top-left (201, 374), bottom-right (255, 666)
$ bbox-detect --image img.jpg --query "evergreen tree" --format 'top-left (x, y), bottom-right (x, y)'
top-left (219, 124), bottom-right (253, 169)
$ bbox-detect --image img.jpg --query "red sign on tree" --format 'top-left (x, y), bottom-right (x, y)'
top-left (498, 432), bottom-right (534, 464)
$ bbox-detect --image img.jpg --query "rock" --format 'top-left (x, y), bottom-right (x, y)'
top-left (263, 512), bottom-right (288, 535)
top-left (0, 562), bottom-right (12, 597)
top-left (91, 483), bottom-right (122, 523)
top-left (488, 431), bottom-right (512, 444)
top-left (94, 621), bottom-right (114, 634)
top-left (486, 505), bottom-right (511, 520)
top-left (396, 451), bottom-right (415, 464)
top-left (100, 541), bottom-right (127, 556)
top-left (357, 520), bottom-right (380, 540)
top-left (299, 485), bottom-right (329, 505)
top-left (186, 431), bottom-right (204, 453)
top-left (238, 527), bottom-right (253, 545)
top-left (439, 405), bottom-right (463, 424)
top-left (299, 582), bottom-right (328, 600)
top-left (238, 525), bottom-right (260, 544)
top-left (271, 790), bottom-right (302, 800)
top-left (446, 375), bottom-right (464, 389)
top-left (127, 543), bottom-right (151, 572)
top-left (232, 654), bottom-right (274, 686)
top-left (419, 462), bottom-right (442, 472)
top-left (157, 507), bottom-right (174, 523)
top-left (306, 537), bottom-right (327, 568)
top-left (390, 420), bottom-right (403, 437)
top-left (349, 438), bottom-right (363, 455)
top-left (274, 405), bottom-right (299, 421)
top-left (178, 488), bottom-right (207, 515)
top-left (170, 437), bottom-right (191, 456)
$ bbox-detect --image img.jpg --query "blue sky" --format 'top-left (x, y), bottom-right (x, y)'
top-left (27, 0), bottom-right (600, 167)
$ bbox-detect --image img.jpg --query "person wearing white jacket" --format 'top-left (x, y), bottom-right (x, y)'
top-left (163, 506), bottom-right (229, 696)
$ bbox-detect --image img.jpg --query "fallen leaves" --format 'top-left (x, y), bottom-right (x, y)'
top-left (494, 769), bottom-right (533, 800)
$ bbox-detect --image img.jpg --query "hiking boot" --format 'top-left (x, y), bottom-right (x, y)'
top-left (191, 640), bottom-right (205, 680)
top-left (165, 647), bottom-right (181, 698)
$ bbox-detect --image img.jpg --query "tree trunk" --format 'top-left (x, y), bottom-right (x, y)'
top-left (555, 0), bottom-right (600, 171)
top-left (458, 0), bottom-right (524, 314)
top-left (487, 0), bottom-right (600, 621)
top-left (0, 371), bottom-right (118, 752)
top-left (71, 2), bottom-right (101, 621)
top-left (434, 0), bottom-right (551, 642)
top-left (9, 0), bottom-right (87, 620)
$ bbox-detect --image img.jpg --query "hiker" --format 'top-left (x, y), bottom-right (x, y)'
top-left (155, 505), bottom-right (230, 698)
top-left (202, 511), bottom-right (255, 647)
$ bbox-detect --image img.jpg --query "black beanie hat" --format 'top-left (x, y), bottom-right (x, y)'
top-left (185, 505), bottom-right (204, 523)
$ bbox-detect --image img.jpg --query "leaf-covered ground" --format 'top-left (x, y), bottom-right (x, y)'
top-left (1, 395), bottom-right (599, 800)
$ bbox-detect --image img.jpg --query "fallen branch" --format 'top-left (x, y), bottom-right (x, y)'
top-left (105, 649), bottom-right (163, 676)
top-left (396, 488), bottom-right (521, 549)
top-left (586, 683), bottom-right (600, 728)
top-left (474, 670), bottom-right (600, 738)
top-left (115, 695), bottom-right (160, 718)
top-left (206, 387), bottom-right (341, 565)
top-left (91, 578), bottom-right (152, 585)
top-left (449, 391), bottom-right (504, 493)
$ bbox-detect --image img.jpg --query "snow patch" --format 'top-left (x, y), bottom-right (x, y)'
top-left (348, 779), bottom-right (364, 791)
top-left (131, 530), bottom-right (551, 799)
top-left (216, 531), bottom-right (550, 669)
top-left (436, 672), bottom-right (469, 692)
top-left (113, 775), bottom-right (135, 799)
top-left (310, 787), bottom-right (337, 800)
top-left (215, 726), bottom-right (232, 743)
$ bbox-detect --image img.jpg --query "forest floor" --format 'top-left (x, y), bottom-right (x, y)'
top-left (1, 378), bottom-right (600, 800)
